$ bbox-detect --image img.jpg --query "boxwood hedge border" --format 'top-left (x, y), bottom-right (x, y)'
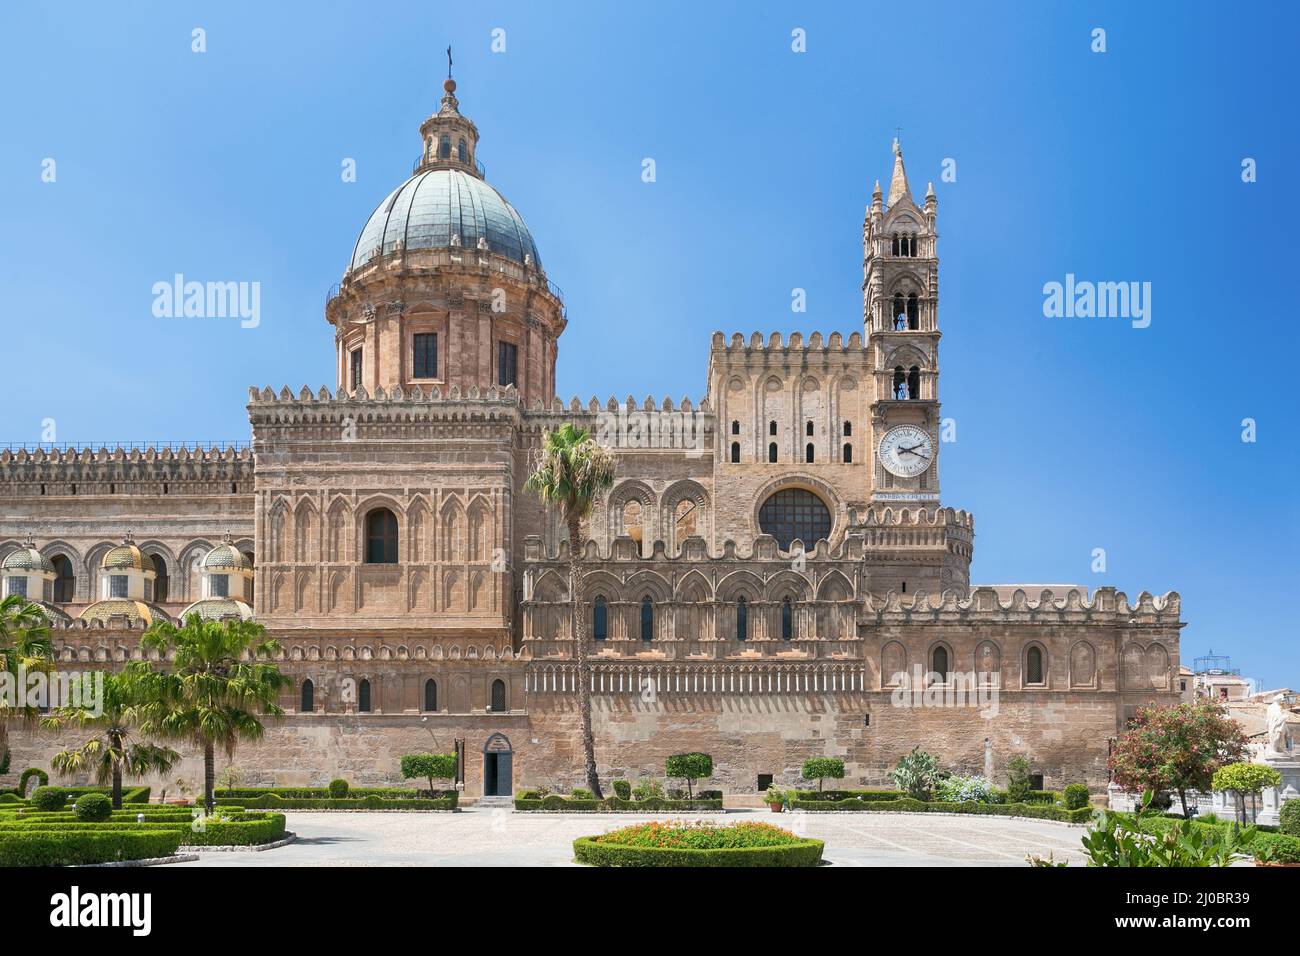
top-left (787, 797), bottom-right (1093, 823)
top-left (573, 836), bottom-right (824, 867)
top-left (515, 797), bottom-right (725, 813)
top-left (0, 830), bottom-right (183, 867)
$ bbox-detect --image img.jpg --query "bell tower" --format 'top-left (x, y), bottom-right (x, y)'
top-left (863, 140), bottom-right (942, 504)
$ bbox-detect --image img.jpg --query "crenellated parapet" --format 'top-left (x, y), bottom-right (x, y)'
top-left (864, 586), bottom-right (1182, 626)
top-left (710, 331), bottom-right (866, 354)
top-left (0, 445), bottom-right (252, 496)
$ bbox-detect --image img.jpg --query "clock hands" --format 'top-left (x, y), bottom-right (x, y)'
top-left (897, 444), bottom-right (929, 460)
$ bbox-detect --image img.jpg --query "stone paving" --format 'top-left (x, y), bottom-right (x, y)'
top-left (178, 808), bottom-right (1091, 867)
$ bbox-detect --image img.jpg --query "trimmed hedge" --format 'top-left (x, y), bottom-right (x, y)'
top-left (73, 794), bottom-right (112, 822)
top-left (792, 789), bottom-right (904, 802)
top-left (515, 796), bottom-right (724, 812)
top-left (18, 768), bottom-right (47, 798)
top-left (789, 797), bottom-right (1093, 823)
top-left (573, 837), bottom-right (823, 867)
top-left (214, 794), bottom-right (456, 810)
top-left (215, 787), bottom-right (424, 799)
top-left (0, 830), bottom-right (182, 867)
top-left (0, 812), bottom-right (287, 847)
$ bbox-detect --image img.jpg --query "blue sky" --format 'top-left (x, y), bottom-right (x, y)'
top-left (1, 2), bottom-right (1296, 685)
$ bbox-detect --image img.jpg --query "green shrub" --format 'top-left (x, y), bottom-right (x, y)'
top-left (665, 753), bottom-right (714, 798)
top-left (632, 779), bottom-right (664, 801)
top-left (30, 787), bottom-right (66, 812)
top-left (211, 794), bottom-right (456, 811)
top-left (793, 788), bottom-right (903, 802)
top-left (18, 769), bottom-right (47, 799)
top-left (400, 753), bottom-right (458, 792)
top-left (541, 795), bottom-right (566, 810)
top-left (0, 794), bottom-right (20, 805)
top-left (1279, 799), bottom-right (1300, 838)
top-left (890, 747), bottom-right (942, 801)
top-left (800, 758), bottom-right (846, 792)
top-left (570, 787), bottom-right (593, 800)
top-left (788, 797), bottom-right (1093, 823)
top-left (1005, 756), bottom-right (1033, 803)
top-left (574, 821), bottom-right (822, 867)
top-left (612, 780), bottom-right (632, 800)
top-left (73, 794), bottom-right (113, 822)
top-left (1063, 784), bottom-right (1090, 811)
top-left (328, 778), bottom-right (349, 798)
top-left (0, 830), bottom-right (182, 866)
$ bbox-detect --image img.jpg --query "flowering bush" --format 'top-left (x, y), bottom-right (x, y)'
top-left (935, 775), bottom-right (997, 804)
top-left (591, 821), bottom-right (802, 850)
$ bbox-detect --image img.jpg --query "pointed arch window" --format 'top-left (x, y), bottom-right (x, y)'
top-left (931, 645), bottom-right (949, 680)
top-left (906, 293), bottom-right (920, 329)
top-left (892, 292), bottom-right (906, 329)
top-left (736, 596), bottom-right (748, 642)
top-left (423, 678), bottom-right (438, 712)
top-left (592, 596), bottom-right (608, 640)
top-left (908, 366), bottom-right (921, 401)
top-left (781, 597), bottom-right (793, 641)
top-left (843, 443), bottom-right (853, 463)
top-left (640, 596), bottom-right (654, 642)
top-left (805, 443), bottom-right (815, 463)
top-left (768, 442), bottom-right (778, 463)
top-left (150, 555), bottom-right (169, 603)
top-left (365, 508), bottom-right (399, 564)
top-left (357, 678), bottom-right (372, 713)
top-left (490, 679), bottom-right (507, 712)
top-left (300, 679), bottom-right (314, 713)
top-left (730, 442), bottom-right (740, 463)
top-left (51, 555), bottom-right (74, 603)
top-left (1026, 646), bottom-right (1045, 685)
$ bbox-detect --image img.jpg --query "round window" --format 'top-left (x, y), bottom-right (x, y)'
top-left (758, 488), bottom-right (831, 551)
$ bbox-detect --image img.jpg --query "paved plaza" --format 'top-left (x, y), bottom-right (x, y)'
top-left (178, 808), bottom-right (1091, 867)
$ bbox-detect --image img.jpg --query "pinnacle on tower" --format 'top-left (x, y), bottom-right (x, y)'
top-left (887, 137), bottom-right (911, 207)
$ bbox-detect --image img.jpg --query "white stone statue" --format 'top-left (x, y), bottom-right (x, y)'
top-left (1265, 694), bottom-right (1291, 759)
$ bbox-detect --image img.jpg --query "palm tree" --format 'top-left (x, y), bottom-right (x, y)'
top-left (137, 615), bottom-right (290, 812)
top-left (524, 423), bottom-right (616, 798)
top-left (0, 594), bottom-right (54, 763)
top-left (41, 666), bottom-right (180, 809)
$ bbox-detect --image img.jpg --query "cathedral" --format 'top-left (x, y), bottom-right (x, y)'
top-left (0, 76), bottom-right (1183, 798)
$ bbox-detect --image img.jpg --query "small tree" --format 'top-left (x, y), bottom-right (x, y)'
top-left (801, 757), bottom-right (846, 793)
top-left (664, 753), bottom-right (713, 798)
top-left (1212, 762), bottom-right (1282, 825)
top-left (1006, 755), bottom-right (1033, 803)
top-left (401, 753), bottom-right (457, 793)
top-left (1109, 701), bottom-right (1248, 818)
top-left (890, 747), bottom-right (941, 801)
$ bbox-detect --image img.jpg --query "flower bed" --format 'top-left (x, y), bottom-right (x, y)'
top-left (573, 821), bottom-right (823, 867)
top-left (789, 797), bottom-right (1092, 823)
top-left (0, 830), bottom-right (183, 867)
top-left (515, 796), bottom-right (724, 812)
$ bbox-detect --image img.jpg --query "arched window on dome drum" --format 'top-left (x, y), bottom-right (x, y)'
top-left (758, 488), bottom-right (831, 551)
top-left (490, 679), bottom-right (506, 713)
top-left (805, 443), bottom-right (815, 464)
top-left (457, 138), bottom-right (467, 162)
top-left (438, 135), bottom-right (450, 159)
top-left (736, 597), bottom-right (748, 642)
top-left (768, 442), bottom-right (778, 463)
top-left (640, 596), bottom-right (654, 642)
top-left (300, 679), bottom-right (314, 713)
top-left (357, 679), bottom-right (372, 713)
top-left (730, 442), bottom-right (740, 463)
top-left (51, 555), bottom-right (74, 603)
top-left (424, 679), bottom-right (438, 712)
top-left (781, 597), bottom-right (793, 641)
top-left (1026, 646), bottom-right (1045, 685)
top-left (365, 508), bottom-right (398, 564)
top-left (592, 597), bottom-right (608, 640)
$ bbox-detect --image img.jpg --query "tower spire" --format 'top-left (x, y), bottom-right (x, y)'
top-left (886, 137), bottom-right (912, 207)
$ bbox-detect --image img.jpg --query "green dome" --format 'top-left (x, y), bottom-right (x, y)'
top-left (182, 598), bottom-right (254, 622)
top-left (204, 543), bottom-right (251, 571)
top-left (103, 543), bottom-right (154, 573)
top-left (3, 547), bottom-right (53, 573)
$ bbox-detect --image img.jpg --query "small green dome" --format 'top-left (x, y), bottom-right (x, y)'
top-left (102, 542), bottom-right (154, 573)
top-left (181, 598), bottom-right (254, 622)
top-left (3, 547), bottom-right (54, 573)
top-left (204, 544), bottom-right (252, 571)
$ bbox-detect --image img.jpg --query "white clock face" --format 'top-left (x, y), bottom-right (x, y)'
top-left (878, 424), bottom-right (933, 478)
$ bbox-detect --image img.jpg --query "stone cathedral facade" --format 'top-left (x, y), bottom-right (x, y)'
top-left (0, 78), bottom-right (1183, 797)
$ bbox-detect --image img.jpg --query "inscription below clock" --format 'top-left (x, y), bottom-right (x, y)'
top-left (878, 424), bottom-right (933, 478)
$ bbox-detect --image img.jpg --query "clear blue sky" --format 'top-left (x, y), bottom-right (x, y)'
top-left (1, 2), bottom-right (1296, 685)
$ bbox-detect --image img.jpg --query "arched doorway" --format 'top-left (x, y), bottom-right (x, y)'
top-left (482, 732), bottom-right (513, 797)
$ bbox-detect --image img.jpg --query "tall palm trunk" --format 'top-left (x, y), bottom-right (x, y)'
top-left (110, 729), bottom-right (124, 810)
top-left (569, 522), bottom-right (603, 799)
top-left (203, 741), bottom-right (215, 812)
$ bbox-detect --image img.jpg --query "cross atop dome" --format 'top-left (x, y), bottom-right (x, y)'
top-left (415, 51), bottom-right (482, 178)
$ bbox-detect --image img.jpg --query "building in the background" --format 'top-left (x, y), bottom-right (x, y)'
top-left (0, 74), bottom-right (1184, 798)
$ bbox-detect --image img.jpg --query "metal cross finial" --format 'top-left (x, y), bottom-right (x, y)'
top-left (894, 126), bottom-right (903, 141)
top-left (447, 45), bottom-right (453, 79)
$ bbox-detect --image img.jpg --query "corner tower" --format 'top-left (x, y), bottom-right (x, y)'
top-left (326, 72), bottom-right (566, 406)
top-left (863, 140), bottom-right (942, 504)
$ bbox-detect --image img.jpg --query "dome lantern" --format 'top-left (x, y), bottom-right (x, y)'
top-left (415, 52), bottom-right (482, 179)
